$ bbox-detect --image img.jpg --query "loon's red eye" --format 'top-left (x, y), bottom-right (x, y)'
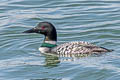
top-left (41, 26), bottom-right (45, 30)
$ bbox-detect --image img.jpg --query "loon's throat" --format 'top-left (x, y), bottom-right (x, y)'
top-left (41, 43), bottom-right (57, 48)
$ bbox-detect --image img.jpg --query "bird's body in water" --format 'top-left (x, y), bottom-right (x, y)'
top-left (24, 22), bottom-right (113, 56)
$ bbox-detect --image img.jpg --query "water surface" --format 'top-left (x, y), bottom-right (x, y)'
top-left (0, 0), bottom-right (120, 80)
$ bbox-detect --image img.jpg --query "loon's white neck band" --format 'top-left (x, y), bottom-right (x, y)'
top-left (44, 41), bottom-right (57, 44)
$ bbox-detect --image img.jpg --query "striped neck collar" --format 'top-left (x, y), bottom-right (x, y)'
top-left (41, 41), bottom-right (57, 48)
top-left (41, 43), bottom-right (57, 48)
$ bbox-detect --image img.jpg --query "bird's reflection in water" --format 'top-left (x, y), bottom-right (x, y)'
top-left (44, 54), bottom-right (60, 68)
top-left (43, 52), bottom-right (97, 67)
top-left (44, 52), bottom-right (105, 65)
top-left (58, 53), bottom-right (92, 62)
top-left (30, 53), bottom-right (104, 80)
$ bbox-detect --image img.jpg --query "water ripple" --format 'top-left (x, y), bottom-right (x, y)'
top-left (0, 0), bottom-right (120, 80)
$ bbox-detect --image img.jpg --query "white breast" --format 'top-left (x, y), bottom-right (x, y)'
top-left (39, 47), bottom-right (50, 53)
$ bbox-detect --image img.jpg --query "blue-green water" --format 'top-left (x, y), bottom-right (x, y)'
top-left (0, 0), bottom-right (120, 80)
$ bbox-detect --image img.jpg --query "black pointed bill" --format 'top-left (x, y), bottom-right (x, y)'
top-left (23, 28), bottom-right (37, 33)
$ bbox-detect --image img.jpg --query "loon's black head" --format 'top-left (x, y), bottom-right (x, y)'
top-left (24, 22), bottom-right (57, 41)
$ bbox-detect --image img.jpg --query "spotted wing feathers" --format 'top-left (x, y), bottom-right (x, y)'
top-left (52, 41), bottom-right (112, 55)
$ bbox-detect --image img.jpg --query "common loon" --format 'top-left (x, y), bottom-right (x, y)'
top-left (24, 22), bottom-right (113, 55)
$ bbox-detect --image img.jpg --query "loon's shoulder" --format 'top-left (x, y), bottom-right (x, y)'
top-left (57, 41), bottom-right (94, 47)
top-left (54, 41), bottom-right (96, 50)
